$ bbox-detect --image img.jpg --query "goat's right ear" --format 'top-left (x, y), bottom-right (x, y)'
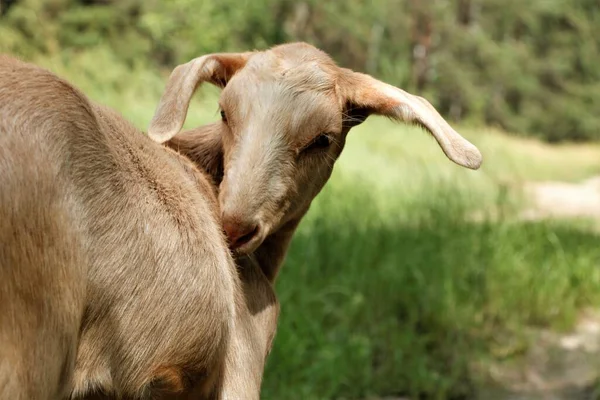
top-left (148, 52), bottom-right (252, 144)
top-left (340, 70), bottom-right (482, 170)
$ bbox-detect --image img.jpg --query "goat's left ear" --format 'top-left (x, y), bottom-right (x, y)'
top-left (148, 52), bottom-right (253, 144)
top-left (340, 69), bottom-right (482, 170)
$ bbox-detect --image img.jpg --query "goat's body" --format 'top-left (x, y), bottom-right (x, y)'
top-left (0, 56), bottom-right (239, 398)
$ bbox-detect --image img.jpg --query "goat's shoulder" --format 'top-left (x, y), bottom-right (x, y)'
top-left (89, 100), bottom-right (220, 219)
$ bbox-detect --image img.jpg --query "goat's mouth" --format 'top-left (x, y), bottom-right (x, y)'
top-left (229, 223), bottom-right (266, 255)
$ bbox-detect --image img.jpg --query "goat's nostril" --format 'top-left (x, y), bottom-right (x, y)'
top-left (223, 220), bottom-right (259, 250)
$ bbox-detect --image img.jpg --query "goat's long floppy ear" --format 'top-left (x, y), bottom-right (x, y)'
top-left (148, 52), bottom-right (252, 143)
top-left (341, 70), bottom-right (482, 170)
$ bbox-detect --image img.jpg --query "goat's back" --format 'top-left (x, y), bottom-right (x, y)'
top-left (0, 56), bottom-right (237, 399)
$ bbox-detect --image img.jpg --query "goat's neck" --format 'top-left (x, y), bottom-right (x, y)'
top-left (249, 217), bottom-right (303, 283)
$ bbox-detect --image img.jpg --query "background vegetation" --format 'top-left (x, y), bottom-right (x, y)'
top-left (2, 1), bottom-right (600, 398)
top-left (2, 0), bottom-right (600, 141)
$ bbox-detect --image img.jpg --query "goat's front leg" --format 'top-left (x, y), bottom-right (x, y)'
top-left (170, 256), bottom-right (278, 400)
top-left (217, 256), bottom-right (280, 399)
top-left (213, 220), bottom-right (300, 398)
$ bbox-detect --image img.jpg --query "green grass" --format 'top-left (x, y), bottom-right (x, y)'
top-left (265, 177), bottom-right (600, 399)
top-left (33, 51), bottom-right (600, 399)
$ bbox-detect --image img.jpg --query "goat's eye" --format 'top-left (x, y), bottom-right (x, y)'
top-left (220, 110), bottom-right (227, 122)
top-left (304, 134), bottom-right (331, 152)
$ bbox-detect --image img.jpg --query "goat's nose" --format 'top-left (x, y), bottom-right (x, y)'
top-left (222, 217), bottom-right (259, 250)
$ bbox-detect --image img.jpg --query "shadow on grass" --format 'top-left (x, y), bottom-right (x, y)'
top-left (261, 181), bottom-right (600, 400)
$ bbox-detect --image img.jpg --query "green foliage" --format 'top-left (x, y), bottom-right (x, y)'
top-left (1, 0), bottom-right (599, 141)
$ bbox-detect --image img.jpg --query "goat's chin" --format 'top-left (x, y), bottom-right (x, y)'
top-left (232, 242), bottom-right (259, 256)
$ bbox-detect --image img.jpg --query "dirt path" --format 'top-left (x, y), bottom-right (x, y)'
top-left (480, 310), bottom-right (600, 399)
top-left (521, 176), bottom-right (600, 222)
